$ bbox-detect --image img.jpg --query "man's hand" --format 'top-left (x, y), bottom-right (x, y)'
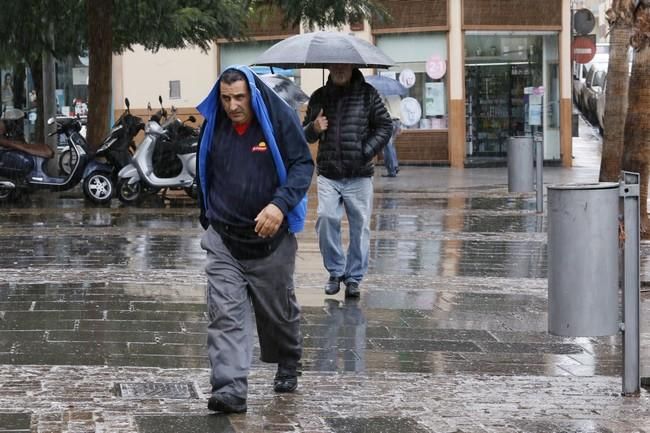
top-left (312, 108), bottom-right (328, 134)
top-left (254, 203), bottom-right (284, 238)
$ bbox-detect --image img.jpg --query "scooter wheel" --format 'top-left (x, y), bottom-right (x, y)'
top-left (83, 171), bottom-right (114, 205)
top-left (59, 149), bottom-right (73, 176)
top-left (117, 178), bottom-right (142, 205)
top-left (0, 187), bottom-right (16, 202)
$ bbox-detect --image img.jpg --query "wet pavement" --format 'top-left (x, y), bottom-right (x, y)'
top-left (1, 117), bottom-right (650, 432)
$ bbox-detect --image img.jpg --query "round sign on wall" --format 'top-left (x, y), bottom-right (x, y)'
top-left (425, 55), bottom-right (446, 79)
top-left (399, 69), bottom-right (416, 89)
top-left (572, 36), bottom-right (596, 64)
top-left (400, 97), bottom-right (422, 127)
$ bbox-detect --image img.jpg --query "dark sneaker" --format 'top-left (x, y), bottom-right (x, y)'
top-left (273, 365), bottom-right (299, 393)
top-left (345, 281), bottom-right (360, 298)
top-left (207, 393), bottom-right (247, 413)
top-left (324, 276), bottom-right (341, 295)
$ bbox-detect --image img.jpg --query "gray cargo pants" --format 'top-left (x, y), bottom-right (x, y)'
top-left (200, 225), bottom-right (302, 399)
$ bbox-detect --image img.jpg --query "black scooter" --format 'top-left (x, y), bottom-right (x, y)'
top-left (79, 98), bottom-right (144, 204)
top-left (0, 110), bottom-right (111, 203)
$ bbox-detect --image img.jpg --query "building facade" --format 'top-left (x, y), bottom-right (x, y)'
top-left (112, 0), bottom-right (574, 167)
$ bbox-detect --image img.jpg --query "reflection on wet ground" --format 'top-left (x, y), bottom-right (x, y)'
top-left (1, 160), bottom-right (650, 431)
top-left (0, 184), bottom-right (645, 374)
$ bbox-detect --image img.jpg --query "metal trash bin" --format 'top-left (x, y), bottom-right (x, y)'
top-left (507, 136), bottom-right (534, 192)
top-left (547, 183), bottom-right (619, 337)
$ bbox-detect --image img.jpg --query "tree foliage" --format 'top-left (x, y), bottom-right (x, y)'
top-left (0, 0), bottom-right (85, 66)
top-left (0, 0), bottom-right (388, 147)
top-left (249, 0), bottom-right (389, 29)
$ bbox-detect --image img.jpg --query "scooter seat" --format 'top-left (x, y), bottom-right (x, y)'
top-left (0, 139), bottom-right (54, 159)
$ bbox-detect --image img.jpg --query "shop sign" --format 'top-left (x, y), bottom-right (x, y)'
top-left (399, 69), bottom-right (416, 88)
top-left (425, 55), bottom-right (446, 79)
top-left (400, 97), bottom-right (421, 127)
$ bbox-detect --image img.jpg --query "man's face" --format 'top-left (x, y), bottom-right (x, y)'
top-left (328, 64), bottom-right (353, 86)
top-left (220, 79), bottom-right (252, 125)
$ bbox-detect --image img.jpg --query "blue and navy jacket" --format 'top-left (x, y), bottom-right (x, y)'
top-left (196, 65), bottom-right (314, 233)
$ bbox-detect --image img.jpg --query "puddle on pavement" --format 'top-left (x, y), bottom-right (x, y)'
top-left (0, 281), bottom-right (622, 374)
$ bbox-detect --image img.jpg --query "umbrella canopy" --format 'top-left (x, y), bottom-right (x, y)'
top-left (259, 74), bottom-right (309, 110)
top-left (364, 75), bottom-right (407, 97)
top-left (254, 31), bottom-right (395, 69)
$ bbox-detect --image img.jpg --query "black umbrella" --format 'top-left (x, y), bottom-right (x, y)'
top-left (254, 31), bottom-right (395, 69)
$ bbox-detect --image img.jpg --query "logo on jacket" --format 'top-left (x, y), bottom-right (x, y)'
top-left (252, 141), bottom-right (268, 152)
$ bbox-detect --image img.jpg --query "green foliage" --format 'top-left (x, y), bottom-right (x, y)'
top-left (250, 0), bottom-right (389, 29)
top-left (0, 0), bottom-right (388, 61)
top-left (0, 0), bottom-right (86, 66)
top-left (112, 0), bottom-right (250, 53)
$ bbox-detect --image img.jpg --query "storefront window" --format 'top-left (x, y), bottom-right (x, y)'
top-left (55, 55), bottom-right (89, 117)
top-left (464, 33), bottom-right (559, 158)
top-left (376, 33), bottom-right (448, 130)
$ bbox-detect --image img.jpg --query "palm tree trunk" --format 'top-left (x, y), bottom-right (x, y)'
top-left (86, 1), bottom-right (113, 152)
top-left (599, 25), bottom-right (633, 181)
top-left (621, 46), bottom-right (650, 236)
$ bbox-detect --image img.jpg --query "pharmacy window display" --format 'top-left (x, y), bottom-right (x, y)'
top-left (464, 33), bottom-right (559, 158)
top-left (375, 33), bottom-right (448, 130)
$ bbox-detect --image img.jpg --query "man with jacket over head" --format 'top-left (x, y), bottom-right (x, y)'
top-left (303, 64), bottom-right (392, 299)
top-left (196, 65), bottom-right (314, 414)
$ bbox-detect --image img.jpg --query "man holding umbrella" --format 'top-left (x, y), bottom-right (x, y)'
top-left (303, 64), bottom-right (392, 298)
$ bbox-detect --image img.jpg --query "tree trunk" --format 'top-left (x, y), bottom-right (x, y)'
top-left (621, 47), bottom-right (650, 236)
top-left (599, 25), bottom-right (633, 182)
top-left (86, 0), bottom-right (113, 152)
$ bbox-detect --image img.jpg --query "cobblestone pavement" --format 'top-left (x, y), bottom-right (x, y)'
top-left (1, 118), bottom-right (650, 432)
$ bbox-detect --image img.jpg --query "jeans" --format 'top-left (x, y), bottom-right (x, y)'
top-left (316, 175), bottom-right (373, 284)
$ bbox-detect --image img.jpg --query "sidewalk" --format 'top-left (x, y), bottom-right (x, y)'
top-left (1, 116), bottom-right (649, 433)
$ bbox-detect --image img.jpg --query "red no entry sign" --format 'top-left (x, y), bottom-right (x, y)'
top-left (572, 36), bottom-right (596, 64)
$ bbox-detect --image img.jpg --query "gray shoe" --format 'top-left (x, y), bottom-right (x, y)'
top-left (324, 276), bottom-right (341, 295)
top-left (345, 281), bottom-right (360, 298)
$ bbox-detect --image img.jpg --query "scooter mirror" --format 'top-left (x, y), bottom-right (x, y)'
top-left (125, 98), bottom-right (130, 109)
top-left (147, 102), bottom-right (152, 111)
top-left (158, 95), bottom-right (163, 105)
top-left (188, 115), bottom-right (196, 123)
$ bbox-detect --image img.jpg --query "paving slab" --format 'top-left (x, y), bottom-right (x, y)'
top-left (1, 116), bottom-right (650, 432)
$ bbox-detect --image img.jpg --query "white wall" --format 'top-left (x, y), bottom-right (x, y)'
top-left (116, 44), bottom-right (219, 110)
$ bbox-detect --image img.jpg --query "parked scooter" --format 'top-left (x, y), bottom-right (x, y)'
top-left (0, 109), bottom-right (112, 202)
top-left (78, 98), bottom-right (144, 204)
top-left (116, 97), bottom-right (198, 204)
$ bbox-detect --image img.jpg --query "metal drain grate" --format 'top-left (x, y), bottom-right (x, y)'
top-left (326, 416), bottom-right (431, 433)
top-left (116, 382), bottom-right (200, 399)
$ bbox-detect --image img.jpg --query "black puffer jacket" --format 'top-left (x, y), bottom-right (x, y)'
top-left (303, 69), bottom-right (392, 179)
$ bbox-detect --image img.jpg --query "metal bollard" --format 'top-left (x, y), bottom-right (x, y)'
top-left (547, 173), bottom-right (641, 396)
top-left (547, 182), bottom-right (619, 337)
top-left (507, 136), bottom-right (534, 193)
